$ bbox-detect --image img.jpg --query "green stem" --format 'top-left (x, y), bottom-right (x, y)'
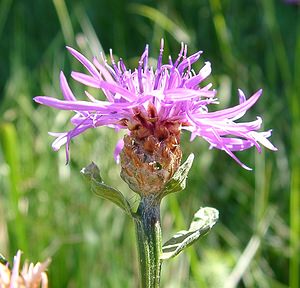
top-left (134, 195), bottom-right (162, 288)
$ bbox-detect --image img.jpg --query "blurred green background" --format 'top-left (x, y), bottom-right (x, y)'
top-left (0, 0), bottom-right (299, 287)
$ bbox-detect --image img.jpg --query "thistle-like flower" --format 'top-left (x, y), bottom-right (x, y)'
top-left (34, 40), bottom-right (276, 195)
top-left (0, 250), bottom-right (50, 288)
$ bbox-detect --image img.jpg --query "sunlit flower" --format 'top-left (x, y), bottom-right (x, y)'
top-left (0, 250), bottom-right (50, 288)
top-left (34, 40), bottom-right (276, 172)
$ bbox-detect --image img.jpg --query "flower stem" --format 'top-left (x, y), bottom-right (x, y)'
top-left (134, 195), bottom-right (162, 288)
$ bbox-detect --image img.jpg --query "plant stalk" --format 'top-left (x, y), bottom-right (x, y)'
top-left (134, 195), bottom-right (162, 288)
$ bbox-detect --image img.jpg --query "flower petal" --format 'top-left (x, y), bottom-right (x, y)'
top-left (67, 46), bottom-right (101, 79)
top-left (165, 88), bottom-right (216, 101)
top-left (185, 62), bottom-right (212, 88)
top-left (114, 138), bottom-right (124, 163)
top-left (196, 89), bottom-right (262, 120)
top-left (249, 130), bottom-right (278, 151)
top-left (34, 96), bottom-right (110, 111)
top-left (71, 72), bottom-right (101, 88)
top-left (60, 71), bottom-right (77, 101)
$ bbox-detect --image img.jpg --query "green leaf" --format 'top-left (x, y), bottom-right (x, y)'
top-left (161, 153), bottom-right (194, 197)
top-left (161, 207), bottom-right (219, 260)
top-left (81, 162), bottom-right (133, 217)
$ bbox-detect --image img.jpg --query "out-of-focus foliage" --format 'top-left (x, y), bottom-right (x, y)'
top-left (0, 0), bottom-right (299, 287)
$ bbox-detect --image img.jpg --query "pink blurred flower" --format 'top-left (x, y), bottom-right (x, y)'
top-left (0, 250), bottom-right (50, 288)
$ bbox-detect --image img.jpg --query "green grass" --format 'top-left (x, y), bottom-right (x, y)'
top-left (0, 0), bottom-right (299, 287)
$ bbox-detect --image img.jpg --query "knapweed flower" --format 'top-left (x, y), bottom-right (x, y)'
top-left (0, 250), bottom-right (50, 288)
top-left (34, 40), bottom-right (276, 195)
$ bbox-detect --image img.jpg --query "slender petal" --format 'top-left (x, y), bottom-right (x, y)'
top-left (67, 46), bottom-right (101, 79)
top-left (60, 71), bottom-right (77, 101)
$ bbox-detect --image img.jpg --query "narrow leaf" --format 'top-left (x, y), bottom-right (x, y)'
top-left (161, 207), bottom-right (219, 260)
top-left (162, 153), bottom-right (194, 197)
top-left (81, 162), bottom-right (133, 217)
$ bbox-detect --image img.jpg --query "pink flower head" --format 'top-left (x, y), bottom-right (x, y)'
top-left (34, 40), bottom-right (277, 170)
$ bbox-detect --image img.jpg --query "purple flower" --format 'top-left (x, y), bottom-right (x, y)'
top-left (284, 0), bottom-right (300, 5)
top-left (34, 40), bottom-right (276, 170)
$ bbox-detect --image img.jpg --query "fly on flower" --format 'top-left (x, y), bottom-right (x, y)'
top-left (34, 39), bottom-right (276, 193)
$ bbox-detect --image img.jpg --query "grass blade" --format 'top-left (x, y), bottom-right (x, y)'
top-left (0, 123), bottom-right (27, 253)
top-left (52, 0), bottom-right (75, 45)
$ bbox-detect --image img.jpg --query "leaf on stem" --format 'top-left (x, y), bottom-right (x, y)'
top-left (161, 153), bottom-right (194, 197)
top-left (81, 162), bottom-right (133, 217)
top-left (161, 207), bottom-right (219, 260)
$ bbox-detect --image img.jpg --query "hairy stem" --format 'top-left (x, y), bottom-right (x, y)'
top-left (134, 195), bottom-right (162, 288)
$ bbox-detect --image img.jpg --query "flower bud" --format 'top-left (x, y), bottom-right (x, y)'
top-left (120, 120), bottom-right (182, 196)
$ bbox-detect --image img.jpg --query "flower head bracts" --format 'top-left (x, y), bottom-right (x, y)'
top-left (34, 40), bottom-right (277, 169)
